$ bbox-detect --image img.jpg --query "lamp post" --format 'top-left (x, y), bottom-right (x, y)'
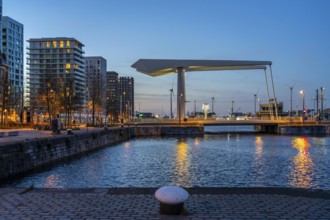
top-left (316, 89), bottom-right (319, 117)
top-left (194, 100), bottom-right (196, 117)
top-left (254, 94), bottom-right (257, 116)
top-left (300, 90), bottom-right (305, 120)
top-left (178, 93), bottom-right (183, 124)
top-left (290, 87), bottom-right (293, 116)
top-left (320, 87), bottom-right (324, 120)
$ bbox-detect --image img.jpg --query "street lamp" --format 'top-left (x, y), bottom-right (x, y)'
top-left (194, 100), bottom-right (196, 117)
top-left (254, 94), bottom-right (257, 116)
top-left (300, 90), bottom-right (305, 119)
top-left (290, 86), bottom-right (293, 116)
top-left (178, 93), bottom-right (183, 124)
top-left (320, 87), bottom-right (325, 120)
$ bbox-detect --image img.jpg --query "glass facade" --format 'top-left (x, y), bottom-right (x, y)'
top-left (27, 38), bottom-right (85, 119)
top-left (84, 56), bottom-right (107, 123)
top-left (2, 16), bottom-right (24, 119)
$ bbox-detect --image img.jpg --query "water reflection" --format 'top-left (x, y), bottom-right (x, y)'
top-left (175, 138), bottom-right (191, 186)
top-left (253, 136), bottom-right (265, 184)
top-left (255, 136), bottom-right (263, 161)
top-left (4, 135), bottom-right (329, 189)
top-left (44, 175), bottom-right (62, 188)
top-left (194, 137), bottom-right (200, 146)
top-left (289, 137), bottom-right (314, 188)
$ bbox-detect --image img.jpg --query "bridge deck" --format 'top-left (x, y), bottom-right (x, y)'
top-left (127, 119), bottom-right (319, 127)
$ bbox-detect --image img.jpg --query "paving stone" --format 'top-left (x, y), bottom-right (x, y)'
top-left (0, 188), bottom-right (329, 219)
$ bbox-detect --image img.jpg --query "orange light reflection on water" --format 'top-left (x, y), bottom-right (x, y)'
top-left (253, 136), bottom-right (265, 183)
top-left (255, 136), bottom-right (263, 161)
top-left (290, 137), bottom-right (314, 189)
top-left (176, 138), bottom-right (191, 186)
top-left (44, 175), bottom-right (62, 188)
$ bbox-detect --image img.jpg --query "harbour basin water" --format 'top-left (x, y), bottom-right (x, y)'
top-left (2, 129), bottom-right (330, 189)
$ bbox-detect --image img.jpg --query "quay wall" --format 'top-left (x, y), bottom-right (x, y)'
top-left (0, 128), bottom-right (133, 181)
top-left (0, 125), bottom-right (203, 181)
top-left (134, 125), bottom-right (204, 136)
top-left (279, 125), bottom-right (328, 135)
top-left (0, 124), bottom-right (327, 181)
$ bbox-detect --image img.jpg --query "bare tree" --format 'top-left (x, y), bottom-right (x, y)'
top-left (0, 62), bottom-right (9, 126)
top-left (88, 76), bottom-right (103, 126)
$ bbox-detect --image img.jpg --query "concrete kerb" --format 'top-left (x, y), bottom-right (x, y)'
top-left (107, 187), bottom-right (330, 199)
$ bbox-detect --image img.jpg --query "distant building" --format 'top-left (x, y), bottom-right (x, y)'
top-left (85, 56), bottom-right (107, 124)
top-left (258, 101), bottom-right (283, 117)
top-left (0, 0), bottom-right (2, 52)
top-left (27, 37), bottom-right (85, 124)
top-left (106, 71), bottom-right (119, 122)
top-left (2, 16), bottom-right (24, 122)
top-left (0, 51), bottom-right (8, 125)
top-left (323, 108), bottom-right (330, 120)
top-left (104, 72), bottom-right (134, 123)
top-left (118, 76), bottom-right (134, 121)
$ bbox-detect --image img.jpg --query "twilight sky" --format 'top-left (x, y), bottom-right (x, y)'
top-left (5, 0), bottom-right (330, 116)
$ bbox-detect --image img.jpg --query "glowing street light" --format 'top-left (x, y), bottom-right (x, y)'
top-left (300, 90), bottom-right (305, 119)
top-left (320, 87), bottom-right (325, 120)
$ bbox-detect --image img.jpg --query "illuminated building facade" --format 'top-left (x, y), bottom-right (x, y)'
top-left (27, 38), bottom-right (85, 122)
top-left (0, 51), bottom-right (8, 125)
top-left (84, 56), bottom-right (107, 123)
top-left (118, 76), bottom-right (134, 121)
top-left (0, 0), bottom-right (2, 52)
top-left (106, 71), bottom-right (119, 122)
top-left (2, 16), bottom-right (24, 119)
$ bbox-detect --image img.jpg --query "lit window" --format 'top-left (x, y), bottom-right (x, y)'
top-left (60, 41), bottom-right (64, 48)
top-left (66, 41), bottom-right (70, 47)
top-left (66, 63), bottom-right (71, 69)
top-left (66, 49), bottom-right (71, 53)
top-left (53, 41), bottom-right (57, 48)
top-left (46, 42), bottom-right (50, 48)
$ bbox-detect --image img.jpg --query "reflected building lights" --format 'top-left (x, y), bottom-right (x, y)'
top-left (124, 142), bottom-right (131, 149)
top-left (175, 138), bottom-right (191, 186)
top-left (44, 175), bottom-right (62, 188)
top-left (227, 134), bottom-right (231, 141)
top-left (253, 136), bottom-right (265, 184)
top-left (255, 136), bottom-right (263, 160)
top-left (289, 137), bottom-right (314, 189)
top-left (194, 137), bottom-right (200, 147)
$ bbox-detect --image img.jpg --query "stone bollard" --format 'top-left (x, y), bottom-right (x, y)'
top-left (155, 186), bottom-right (189, 215)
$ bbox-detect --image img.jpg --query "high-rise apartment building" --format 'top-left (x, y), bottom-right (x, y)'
top-left (0, 0), bottom-right (3, 52)
top-left (106, 71), bottom-right (119, 122)
top-left (2, 16), bottom-right (24, 116)
top-left (105, 72), bottom-right (134, 123)
top-left (118, 76), bottom-right (134, 121)
top-left (84, 56), bottom-right (107, 124)
top-left (27, 38), bottom-right (85, 124)
top-left (0, 51), bottom-right (8, 125)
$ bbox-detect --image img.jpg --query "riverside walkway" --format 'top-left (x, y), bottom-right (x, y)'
top-left (0, 127), bottom-right (330, 219)
top-left (0, 127), bottom-right (106, 146)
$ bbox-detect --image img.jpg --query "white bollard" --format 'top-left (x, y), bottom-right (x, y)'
top-left (155, 186), bottom-right (189, 215)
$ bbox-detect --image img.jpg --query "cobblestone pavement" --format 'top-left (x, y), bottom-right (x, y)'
top-left (0, 188), bottom-right (329, 220)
